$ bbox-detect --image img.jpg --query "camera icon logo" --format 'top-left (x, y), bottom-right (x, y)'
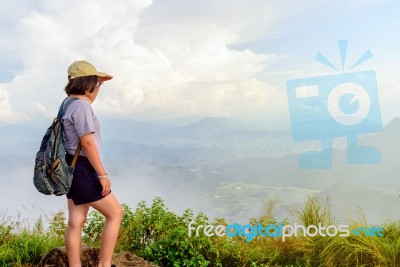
top-left (286, 41), bottom-right (382, 169)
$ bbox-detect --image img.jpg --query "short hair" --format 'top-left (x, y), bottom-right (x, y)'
top-left (64, 75), bottom-right (98, 95)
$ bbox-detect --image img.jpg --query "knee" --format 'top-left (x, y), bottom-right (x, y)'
top-left (68, 216), bottom-right (87, 230)
top-left (107, 206), bottom-right (123, 222)
top-left (115, 206), bottom-right (124, 221)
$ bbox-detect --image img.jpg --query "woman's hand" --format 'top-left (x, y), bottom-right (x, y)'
top-left (98, 75), bottom-right (113, 83)
top-left (100, 177), bottom-right (111, 196)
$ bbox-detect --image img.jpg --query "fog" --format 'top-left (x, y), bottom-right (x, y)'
top-left (1, 117), bottom-right (400, 229)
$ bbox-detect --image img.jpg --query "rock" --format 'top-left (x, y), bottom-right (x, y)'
top-left (112, 251), bottom-right (159, 267)
top-left (39, 244), bottom-right (158, 267)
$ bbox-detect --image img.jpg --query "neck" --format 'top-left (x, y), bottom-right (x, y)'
top-left (68, 94), bottom-right (91, 102)
top-left (69, 94), bottom-right (86, 99)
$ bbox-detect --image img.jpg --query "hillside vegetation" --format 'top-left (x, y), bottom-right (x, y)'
top-left (1, 196), bottom-right (399, 267)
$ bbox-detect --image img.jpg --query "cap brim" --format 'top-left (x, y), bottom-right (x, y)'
top-left (96, 71), bottom-right (108, 77)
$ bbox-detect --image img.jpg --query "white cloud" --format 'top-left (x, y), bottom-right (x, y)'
top-left (0, 85), bottom-right (26, 123)
top-left (2, 0), bottom-right (394, 124)
top-left (0, 0), bottom-right (287, 123)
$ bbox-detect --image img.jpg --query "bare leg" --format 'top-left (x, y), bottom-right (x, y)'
top-left (90, 193), bottom-right (123, 267)
top-left (65, 199), bottom-right (90, 267)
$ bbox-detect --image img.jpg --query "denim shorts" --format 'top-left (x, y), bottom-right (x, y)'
top-left (66, 153), bottom-right (110, 205)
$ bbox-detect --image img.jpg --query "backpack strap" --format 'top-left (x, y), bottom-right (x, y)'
top-left (57, 97), bottom-right (82, 167)
top-left (57, 97), bottom-right (79, 119)
top-left (70, 143), bottom-right (82, 168)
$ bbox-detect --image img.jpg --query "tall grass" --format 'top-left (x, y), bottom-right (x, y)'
top-left (295, 197), bottom-right (400, 267)
top-left (0, 213), bottom-right (64, 266)
top-left (1, 196), bottom-right (400, 266)
top-left (292, 196), bottom-right (334, 227)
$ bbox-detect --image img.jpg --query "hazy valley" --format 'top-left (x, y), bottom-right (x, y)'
top-left (1, 116), bottom-right (400, 225)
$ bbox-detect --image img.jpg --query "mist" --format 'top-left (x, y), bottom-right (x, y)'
top-left (1, 117), bottom-right (400, 228)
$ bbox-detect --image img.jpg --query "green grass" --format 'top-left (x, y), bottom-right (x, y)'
top-left (1, 196), bottom-right (400, 266)
top-left (0, 216), bottom-right (64, 266)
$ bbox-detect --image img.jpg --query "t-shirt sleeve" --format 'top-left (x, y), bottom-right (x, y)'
top-left (71, 102), bottom-right (95, 137)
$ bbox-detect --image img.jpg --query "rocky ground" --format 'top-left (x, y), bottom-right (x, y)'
top-left (39, 244), bottom-right (159, 267)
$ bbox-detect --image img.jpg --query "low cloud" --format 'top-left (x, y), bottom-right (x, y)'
top-left (0, 0), bottom-right (283, 123)
top-left (0, 0), bottom-right (397, 124)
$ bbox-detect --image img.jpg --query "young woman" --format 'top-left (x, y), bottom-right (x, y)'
top-left (61, 60), bottom-right (123, 267)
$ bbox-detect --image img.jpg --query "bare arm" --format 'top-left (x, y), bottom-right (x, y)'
top-left (80, 133), bottom-right (110, 196)
top-left (86, 75), bottom-right (113, 104)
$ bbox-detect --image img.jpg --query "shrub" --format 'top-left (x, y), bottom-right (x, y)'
top-left (117, 197), bottom-right (222, 266)
top-left (2, 196), bottom-right (400, 267)
top-left (0, 213), bottom-right (63, 266)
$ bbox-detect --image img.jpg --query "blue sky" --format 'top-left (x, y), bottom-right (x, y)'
top-left (0, 0), bottom-right (399, 126)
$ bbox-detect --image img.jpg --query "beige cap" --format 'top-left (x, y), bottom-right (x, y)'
top-left (68, 60), bottom-right (108, 79)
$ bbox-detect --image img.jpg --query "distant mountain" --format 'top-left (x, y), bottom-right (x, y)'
top-left (0, 124), bottom-right (42, 149)
top-left (100, 117), bottom-right (303, 161)
top-left (101, 119), bottom-right (173, 143)
top-left (1, 116), bottom-right (400, 224)
top-left (359, 117), bottom-right (400, 164)
top-left (170, 117), bottom-right (257, 138)
top-left (319, 181), bottom-right (400, 224)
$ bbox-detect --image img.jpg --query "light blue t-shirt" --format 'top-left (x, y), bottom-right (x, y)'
top-left (61, 98), bottom-right (102, 157)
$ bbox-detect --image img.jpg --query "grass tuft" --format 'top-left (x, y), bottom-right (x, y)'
top-left (1, 196), bottom-right (400, 266)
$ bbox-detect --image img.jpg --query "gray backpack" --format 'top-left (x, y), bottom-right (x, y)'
top-left (33, 97), bottom-right (81, 196)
